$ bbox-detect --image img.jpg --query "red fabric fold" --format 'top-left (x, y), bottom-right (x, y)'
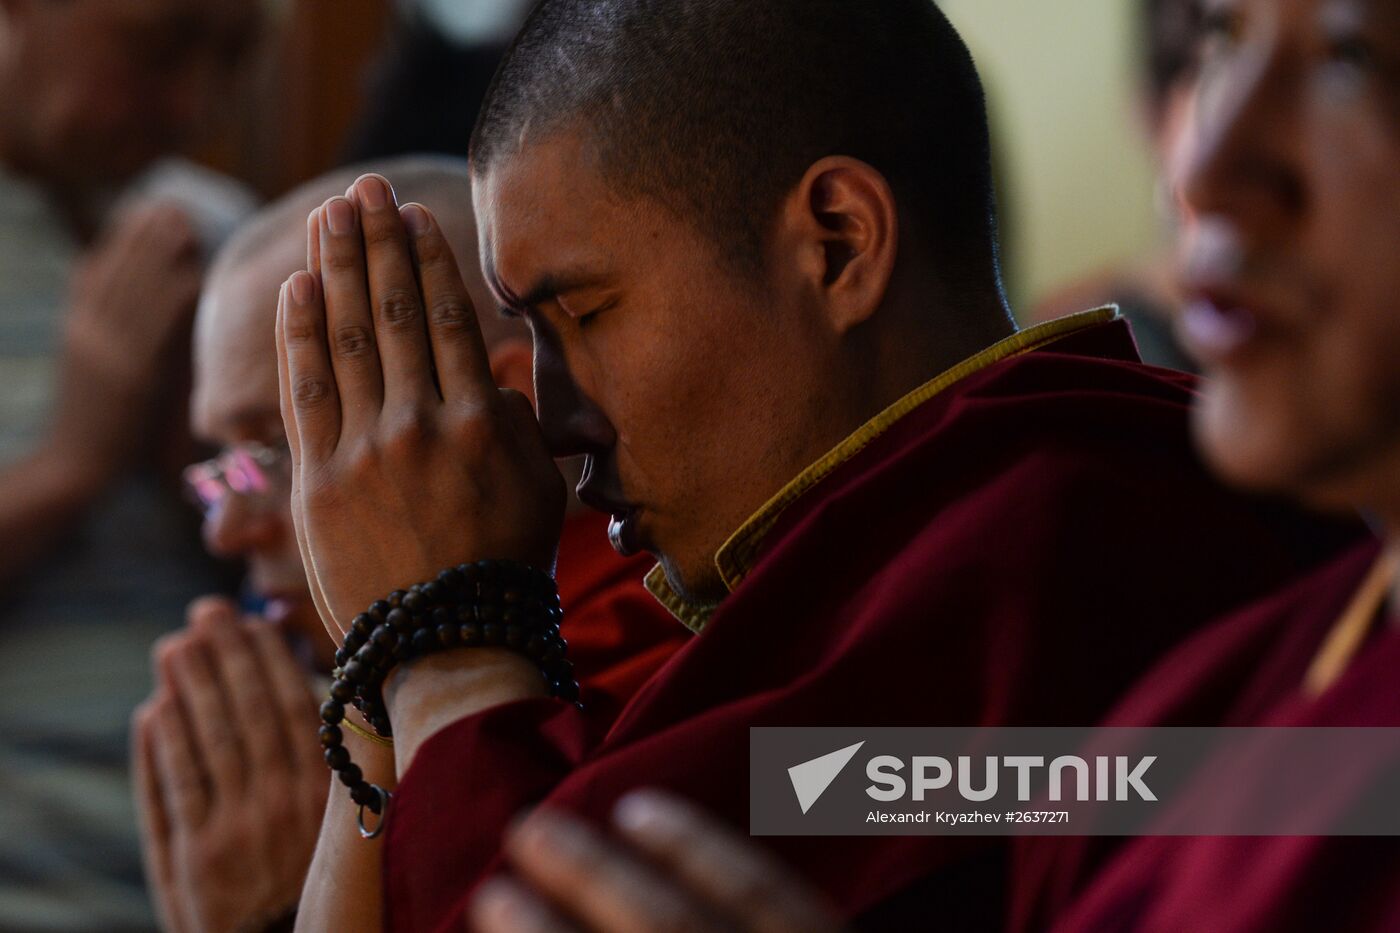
top-left (1013, 540), bottom-right (1400, 933)
top-left (384, 320), bottom-right (1360, 932)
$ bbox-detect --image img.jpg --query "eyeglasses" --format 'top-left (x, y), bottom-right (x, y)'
top-left (183, 441), bottom-right (292, 515)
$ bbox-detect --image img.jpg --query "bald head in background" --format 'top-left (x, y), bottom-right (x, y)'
top-left (191, 155), bottom-right (533, 665)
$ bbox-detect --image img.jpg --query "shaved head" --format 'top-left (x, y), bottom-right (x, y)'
top-left (471, 0), bottom-right (1001, 291)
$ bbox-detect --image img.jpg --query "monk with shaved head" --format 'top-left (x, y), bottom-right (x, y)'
top-left (274, 2), bottom-right (1356, 929)
top-left (131, 156), bottom-right (681, 932)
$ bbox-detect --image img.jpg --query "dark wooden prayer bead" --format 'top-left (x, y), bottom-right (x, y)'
top-left (322, 559), bottom-right (574, 813)
top-left (363, 785), bottom-right (384, 814)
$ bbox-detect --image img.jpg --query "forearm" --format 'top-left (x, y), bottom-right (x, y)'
top-left (0, 443), bottom-right (106, 585)
top-left (296, 712), bottom-right (397, 933)
top-left (296, 653), bottom-right (543, 931)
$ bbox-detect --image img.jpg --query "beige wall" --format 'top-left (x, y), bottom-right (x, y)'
top-left (941, 0), bottom-right (1161, 317)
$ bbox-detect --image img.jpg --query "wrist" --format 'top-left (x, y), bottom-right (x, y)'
top-left (317, 562), bottom-right (576, 817)
top-left (384, 648), bottom-right (546, 776)
top-left (340, 706), bottom-right (398, 788)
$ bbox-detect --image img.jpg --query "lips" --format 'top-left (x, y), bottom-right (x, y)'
top-left (1177, 299), bottom-right (1258, 363)
top-left (577, 456), bottom-right (642, 556)
top-left (1176, 215), bottom-right (1316, 367)
top-left (260, 594), bottom-right (306, 625)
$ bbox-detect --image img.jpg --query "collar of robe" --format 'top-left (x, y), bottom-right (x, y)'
top-left (644, 305), bottom-right (1123, 633)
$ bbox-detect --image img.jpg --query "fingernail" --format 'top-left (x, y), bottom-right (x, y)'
top-left (515, 810), bottom-right (588, 857)
top-left (326, 197), bottom-right (355, 235)
top-left (614, 790), bottom-right (680, 836)
top-left (357, 176), bottom-right (388, 210)
top-left (188, 596), bottom-right (235, 627)
top-left (401, 203), bottom-right (430, 237)
top-left (472, 879), bottom-right (547, 929)
top-left (289, 271), bottom-right (314, 305)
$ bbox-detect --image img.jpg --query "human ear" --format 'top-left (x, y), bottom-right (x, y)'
top-left (488, 337), bottom-right (537, 408)
top-left (778, 156), bottom-right (898, 334)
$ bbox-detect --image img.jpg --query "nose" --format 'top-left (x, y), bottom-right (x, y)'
top-left (201, 493), bottom-right (281, 559)
top-left (530, 318), bottom-right (616, 460)
top-left (1180, 28), bottom-right (1307, 235)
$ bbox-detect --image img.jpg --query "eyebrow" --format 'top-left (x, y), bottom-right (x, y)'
top-left (484, 256), bottom-right (613, 313)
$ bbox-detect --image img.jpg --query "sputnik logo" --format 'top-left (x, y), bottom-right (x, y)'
top-left (788, 741), bottom-right (865, 814)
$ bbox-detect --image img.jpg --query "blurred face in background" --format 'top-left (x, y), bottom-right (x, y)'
top-left (1145, 0), bottom-right (1207, 177)
top-left (1176, 0), bottom-right (1400, 522)
top-left (190, 246), bottom-right (332, 671)
top-left (0, 0), bottom-right (260, 186)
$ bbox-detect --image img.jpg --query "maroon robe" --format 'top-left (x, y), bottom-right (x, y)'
top-left (554, 510), bottom-right (691, 726)
top-left (380, 318), bottom-right (1357, 931)
top-left (1013, 540), bottom-right (1400, 933)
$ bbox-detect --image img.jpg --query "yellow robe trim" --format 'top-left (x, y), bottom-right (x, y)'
top-left (1303, 548), bottom-right (1400, 697)
top-left (645, 307), bottom-right (1121, 633)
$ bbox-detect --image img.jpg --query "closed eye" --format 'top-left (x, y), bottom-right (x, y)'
top-left (572, 298), bottom-right (618, 329)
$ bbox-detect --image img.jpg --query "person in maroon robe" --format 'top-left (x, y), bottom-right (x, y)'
top-left (270, 1), bottom-right (1359, 930)
top-left (1010, 0), bottom-right (1400, 930)
top-left (129, 158), bottom-right (685, 933)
